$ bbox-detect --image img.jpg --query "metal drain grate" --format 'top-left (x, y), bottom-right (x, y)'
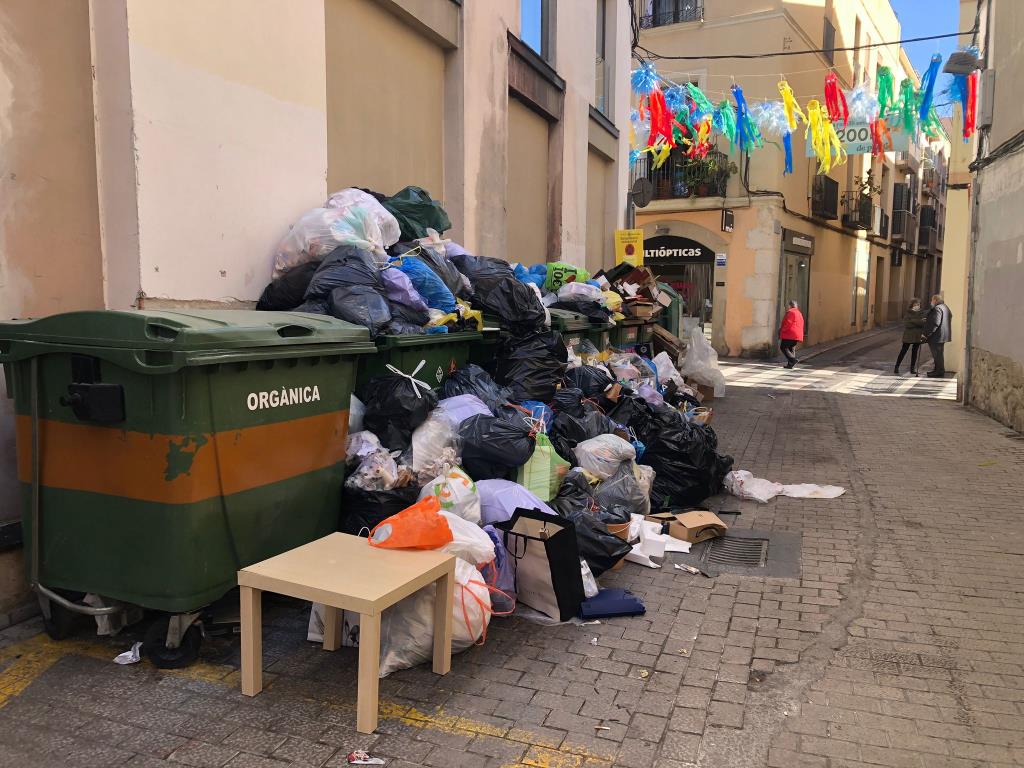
top-left (701, 536), bottom-right (769, 567)
top-left (672, 529), bottom-right (802, 579)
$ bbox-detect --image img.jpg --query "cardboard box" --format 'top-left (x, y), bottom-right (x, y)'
top-left (644, 510), bottom-right (727, 544)
top-left (695, 383), bottom-right (715, 402)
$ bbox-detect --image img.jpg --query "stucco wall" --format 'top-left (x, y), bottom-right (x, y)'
top-left (0, 0), bottom-right (105, 612)
top-left (507, 98), bottom-right (551, 262)
top-left (325, 0), bottom-right (446, 200)
top-left (123, 0), bottom-right (328, 304)
top-left (586, 151), bottom-right (611, 274)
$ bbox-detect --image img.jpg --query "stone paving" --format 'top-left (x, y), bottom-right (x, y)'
top-left (0, 339), bottom-right (1022, 767)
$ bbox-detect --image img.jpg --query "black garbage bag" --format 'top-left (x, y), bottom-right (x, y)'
top-left (492, 330), bottom-right (569, 402)
top-left (257, 261), bottom-right (318, 311)
top-left (458, 414), bottom-right (535, 481)
top-left (563, 366), bottom-right (614, 398)
top-left (385, 319), bottom-right (425, 335)
top-left (472, 276), bottom-right (546, 332)
top-left (594, 462), bottom-right (649, 518)
top-left (328, 285), bottom-right (392, 337)
top-left (381, 186), bottom-right (452, 241)
top-left (449, 251), bottom-right (514, 283)
top-left (606, 392), bottom-right (657, 442)
top-left (549, 471), bottom-right (630, 577)
top-left (441, 364), bottom-right (511, 414)
top-left (340, 485), bottom-right (420, 536)
top-left (293, 298), bottom-right (330, 315)
top-left (305, 245), bottom-right (383, 302)
top-left (549, 389), bottom-right (617, 463)
top-left (389, 300), bottom-right (430, 328)
top-left (550, 300), bottom-right (614, 325)
top-left (419, 246), bottom-right (469, 299)
top-left (357, 373), bottom-right (438, 452)
top-left (645, 421), bottom-right (734, 509)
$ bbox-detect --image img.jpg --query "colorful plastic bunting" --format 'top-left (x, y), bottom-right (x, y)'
top-left (824, 72), bottom-right (849, 128)
top-left (731, 84), bottom-right (763, 154)
top-left (778, 79), bottom-right (806, 131)
top-left (917, 54), bottom-right (942, 123)
top-left (876, 66), bottom-right (896, 118)
top-left (897, 79), bottom-right (917, 135)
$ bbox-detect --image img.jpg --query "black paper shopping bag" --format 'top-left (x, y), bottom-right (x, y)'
top-left (496, 508), bottom-right (585, 621)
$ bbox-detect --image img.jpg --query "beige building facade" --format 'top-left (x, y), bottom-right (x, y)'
top-left (956, 0), bottom-right (1024, 432)
top-left (633, 0), bottom-right (948, 357)
top-left (0, 0), bottom-right (631, 615)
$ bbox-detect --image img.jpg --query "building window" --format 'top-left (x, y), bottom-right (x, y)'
top-left (822, 17), bottom-right (835, 65)
top-left (640, 0), bottom-right (704, 29)
top-left (521, 0), bottom-right (554, 62)
top-left (595, 0), bottom-right (610, 114)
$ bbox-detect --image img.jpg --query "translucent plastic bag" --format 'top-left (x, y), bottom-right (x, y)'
top-left (410, 414), bottom-right (459, 476)
top-left (438, 510), bottom-right (494, 564)
top-left (324, 187), bottom-right (401, 247)
top-left (272, 208), bottom-right (348, 278)
top-left (652, 351), bottom-right (686, 387)
top-left (419, 468), bottom-right (481, 525)
top-left (345, 431), bottom-right (382, 465)
top-left (557, 282), bottom-right (605, 304)
top-left (594, 462), bottom-right (650, 517)
top-left (330, 207), bottom-right (393, 267)
top-left (516, 432), bottom-right (571, 502)
top-left (679, 326), bottom-right (727, 397)
top-left (345, 449), bottom-right (400, 491)
top-left (573, 434), bottom-right (637, 480)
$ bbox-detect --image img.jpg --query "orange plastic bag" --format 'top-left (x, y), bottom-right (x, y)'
top-left (369, 496), bottom-right (454, 550)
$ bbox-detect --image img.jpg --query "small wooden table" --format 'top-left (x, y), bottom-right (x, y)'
top-left (237, 532), bottom-right (455, 733)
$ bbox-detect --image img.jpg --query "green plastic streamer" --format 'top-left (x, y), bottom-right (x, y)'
top-left (897, 79), bottom-right (917, 135)
top-left (876, 66), bottom-right (895, 118)
top-left (686, 82), bottom-right (715, 118)
top-left (716, 100), bottom-right (737, 150)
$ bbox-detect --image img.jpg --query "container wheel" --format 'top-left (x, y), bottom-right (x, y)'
top-left (42, 590), bottom-right (87, 641)
top-left (142, 617), bottom-right (202, 669)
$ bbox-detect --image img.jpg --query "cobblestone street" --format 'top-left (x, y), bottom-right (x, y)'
top-left (1, 332), bottom-right (1022, 767)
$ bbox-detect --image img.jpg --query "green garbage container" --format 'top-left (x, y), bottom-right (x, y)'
top-left (585, 322), bottom-right (613, 353)
top-left (656, 282), bottom-right (681, 338)
top-left (611, 318), bottom-right (644, 351)
top-left (356, 330), bottom-right (482, 390)
top-left (0, 309), bottom-right (374, 663)
top-left (549, 308), bottom-right (590, 356)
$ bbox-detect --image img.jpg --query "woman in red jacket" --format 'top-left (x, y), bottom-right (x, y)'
top-left (779, 300), bottom-right (805, 369)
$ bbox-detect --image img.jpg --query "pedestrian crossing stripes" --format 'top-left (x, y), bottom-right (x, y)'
top-left (720, 360), bottom-right (959, 400)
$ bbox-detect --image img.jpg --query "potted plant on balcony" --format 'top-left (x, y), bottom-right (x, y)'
top-left (840, 171), bottom-right (882, 227)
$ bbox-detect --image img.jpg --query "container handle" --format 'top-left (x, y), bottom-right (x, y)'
top-left (276, 324), bottom-right (315, 338)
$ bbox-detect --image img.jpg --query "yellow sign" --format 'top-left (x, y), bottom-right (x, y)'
top-left (614, 229), bottom-right (644, 266)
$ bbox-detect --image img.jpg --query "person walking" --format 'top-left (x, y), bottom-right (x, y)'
top-left (921, 293), bottom-right (952, 378)
top-left (894, 298), bottom-right (927, 375)
top-left (779, 300), bottom-right (805, 369)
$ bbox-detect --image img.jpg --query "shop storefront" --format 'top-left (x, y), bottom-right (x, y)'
top-left (642, 234), bottom-right (716, 329)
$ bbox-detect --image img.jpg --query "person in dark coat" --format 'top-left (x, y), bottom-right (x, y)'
top-left (779, 300), bottom-right (805, 369)
top-left (894, 298), bottom-right (926, 375)
top-left (921, 293), bottom-right (953, 378)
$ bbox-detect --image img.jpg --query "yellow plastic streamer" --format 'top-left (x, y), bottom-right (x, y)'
top-left (806, 99), bottom-right (846, 174)
top-left (651, 141), bottom-right (672, 169)
top-left (778, 79), bottom-right (806, 131)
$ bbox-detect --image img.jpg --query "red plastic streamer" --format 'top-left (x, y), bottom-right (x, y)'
top-left (870, 119), bottom-right (893, 156)
top-left (824, 72), bottom-right (849, 128)
top-left (646, 87), bottom-right (676, 147)
top-left (964, 71), bottom-right (978, 139)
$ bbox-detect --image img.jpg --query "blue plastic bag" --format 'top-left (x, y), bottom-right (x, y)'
top-left (519, 400), bottom-right (553, 431)
top-left (393, 255), bottom-right (456, 313)
top-left (482, 525), bottom-right (516, 614)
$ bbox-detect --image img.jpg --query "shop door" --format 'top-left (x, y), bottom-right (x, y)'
top-left (783, 251), bottom-right (810, 331)
top-left (661, 263), bottom-right (713, 323)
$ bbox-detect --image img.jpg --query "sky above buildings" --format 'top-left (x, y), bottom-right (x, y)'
top-left (891, 0), bottom-right (961, 80)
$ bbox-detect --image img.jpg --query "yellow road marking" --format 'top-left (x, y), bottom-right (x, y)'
top-left (0, 631), bottom-right (614, 767)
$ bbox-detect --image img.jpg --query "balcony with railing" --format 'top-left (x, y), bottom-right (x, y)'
top-left (918, 204), bottom-right (938, 254)
top-left (877, 210), bottom-right (890, 239)
top-left (922, 168), bottom-right (941, 198)
top-left (632, 148), bottom-right (731, 201)
top-left (841, 192), bottom-right (874, 230)
top-left (892, 208), bottom-right (918, 252)
top-left (811, 175), bottom-right (839, 220)
top-left (639, 0), bottom-right (704, 27)
top-left (896, 141), bottom-right (921, 172)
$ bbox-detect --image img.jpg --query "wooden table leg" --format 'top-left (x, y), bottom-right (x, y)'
top-left (432, 565), bottom-right (453, 676)
top-left (322, 605), bottom-right (341, 651)
top-left (356, 612), bottom-right (381, 734)
top-left (240, 586), bottom-right (262, 696)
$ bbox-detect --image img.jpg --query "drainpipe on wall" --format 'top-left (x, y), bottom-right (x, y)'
top-left (963, 0), bottom-right (991, 407)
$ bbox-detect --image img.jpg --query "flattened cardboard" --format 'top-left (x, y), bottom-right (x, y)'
top-left (644, 510), bottom-right (728, 544)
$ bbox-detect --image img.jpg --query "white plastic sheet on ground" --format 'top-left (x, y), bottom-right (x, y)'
top-left (724, 470), bottom-right (846, 503)
top-left (679, 326), bottom-right (727, 397)
top-left (624, 514), bottom-right (690, 568)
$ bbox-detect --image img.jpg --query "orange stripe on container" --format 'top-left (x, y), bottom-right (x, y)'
top-left (15, 412), bottom-right (349, 504)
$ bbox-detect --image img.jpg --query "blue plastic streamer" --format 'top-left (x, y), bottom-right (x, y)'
top-left (631, 62), bottom-right (659, 96)
top-left (782, 132), bottom-right (793, 175)
top-left (918, 53), bottom-right (942, 122)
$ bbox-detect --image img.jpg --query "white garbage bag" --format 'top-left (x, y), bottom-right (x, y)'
top-left (345, 431), bottom-right (382, 464)
top-left (724, 469), bottom-right (846, 503)
top-left (679, 326), bottom-right (727, 397)
top-left (410, 414), bottom-right (459, 477)
top-left (378, 558), bottom-right (493, 677)
top-left (573, 434), bottom-right (637, 480)
top-left (557, 282), bottom-right (605, 304)
top-left (419, 469), bottom-right (482, 525)
top-left (324, 188), bottom-right (400, 248)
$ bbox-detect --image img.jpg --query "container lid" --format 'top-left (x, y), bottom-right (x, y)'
top-left (548, 308), bottom-right (590, 330)
top-left (0, 310), bottom-right (371, 351)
